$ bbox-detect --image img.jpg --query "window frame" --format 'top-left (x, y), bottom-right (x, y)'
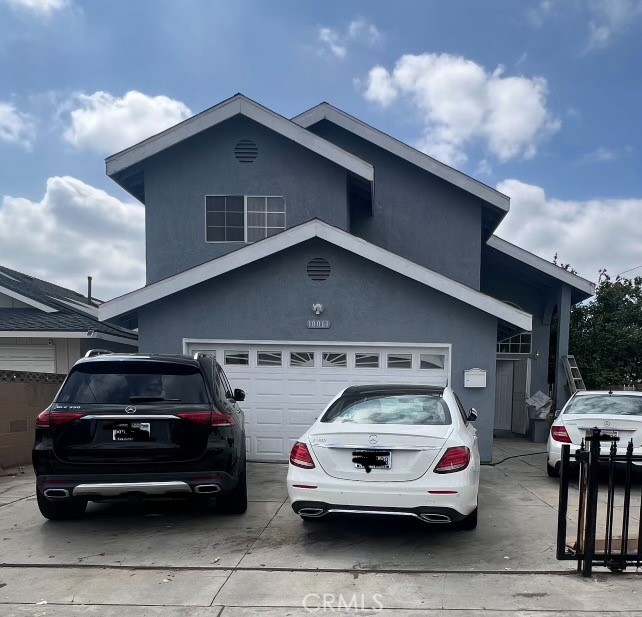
top-left (205, 195), bottom-right (286, 244)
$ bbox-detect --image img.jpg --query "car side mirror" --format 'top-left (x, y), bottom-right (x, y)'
top-left (554, 409), bottom-right (561, 419)
top-left (468, 408), bottom-right (478, 422)
top-left (233, 388), bottom-right (245, 402)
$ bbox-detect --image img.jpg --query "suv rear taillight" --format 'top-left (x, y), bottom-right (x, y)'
top-left (434, 446), bottom-right (471, 474)
top-left (551, 426), bottom-right (572, 443)
top-left (177, 410), bottom-right (236, 427)
top-left (290, 442), bottom-right (315, 469)
top-left (35, 411), bottom-right (86, 428)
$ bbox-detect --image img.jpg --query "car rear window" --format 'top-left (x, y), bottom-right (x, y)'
top-left (322, 394), bottom-right (452, 425)
top-left (564, 395), bottom-right (642, 416)
top-left (56, 361), bottom-right (209, 405)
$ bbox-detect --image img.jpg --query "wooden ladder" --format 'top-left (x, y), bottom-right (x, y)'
top-left (563, 355), bottom-right (586, 395)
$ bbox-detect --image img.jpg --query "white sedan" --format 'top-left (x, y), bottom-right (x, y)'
top-left (547, 390), bottom-right (642, 477)
top-left (287, 384), bottom-right (480, 529)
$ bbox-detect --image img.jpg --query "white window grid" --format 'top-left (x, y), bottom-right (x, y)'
top-left (205, 195), bottom-right (286, 244)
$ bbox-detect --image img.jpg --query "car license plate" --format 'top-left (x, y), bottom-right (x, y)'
top-left (600, 430), bottom-right (618, 439)
top-left (353, 449), bottom-right (391, 469)
top-left (113, 422), bottom-right (151, 441)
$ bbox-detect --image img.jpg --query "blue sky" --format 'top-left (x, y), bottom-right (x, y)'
top-left (0, 0), bottom-right (641, 298)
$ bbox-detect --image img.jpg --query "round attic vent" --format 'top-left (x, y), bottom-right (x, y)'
top-left (234, 139), bottom-right (258, 163)
top-left (307, 258), bottom-right (331, 282)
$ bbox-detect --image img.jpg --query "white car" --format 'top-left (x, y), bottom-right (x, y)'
top-left (547, 390), bottom-right (642, 477)
top-left (287, 384), bottom-right (480, 529)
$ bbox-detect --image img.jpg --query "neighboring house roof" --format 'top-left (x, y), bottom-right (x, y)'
top-left (0, 265), bottom-right (137, 343)
top-left (292, 102), bottom-right (510, 234)
top-left (99, 219), bottom-right (532, 331)
top-left (486, 236), bottom-right (596, 299)
top-left (106, 94), bottom-right (374, 201)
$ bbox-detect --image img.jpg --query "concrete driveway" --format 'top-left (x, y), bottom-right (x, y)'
top-left (0, 438), bottom-right (640, 616)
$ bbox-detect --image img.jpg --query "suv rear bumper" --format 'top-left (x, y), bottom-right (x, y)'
top-left (37, 471), bottom-right (237, 501)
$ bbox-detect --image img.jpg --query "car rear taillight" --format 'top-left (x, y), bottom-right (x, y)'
top-left (551, 426), bottom-right (572, 443)
top-left (177, 410), bottom-right (236, 427)
top-left (35, 411), bottom-right (85, 428)
top-left (290, 442), bottom-right (315, 469)
top-left (434, 446), bottom-right (471, 474)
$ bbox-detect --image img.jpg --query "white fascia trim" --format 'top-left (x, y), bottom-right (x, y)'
top-left (0, 331), bottom-right (137, 346)
top-left (99, 220), bottom-right (531, 331)
top-left (292, 104), bottom-right (509, 212)
top-left (106, 95), bottom-right (373, 182)
top-left (487, 236), bottom-right (596, 296)
top-left (0, 286), bottom-right (58, 313)
top-left (56, 298), bottom-right (99, 317)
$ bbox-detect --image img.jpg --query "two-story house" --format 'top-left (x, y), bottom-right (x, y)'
top-left (98, 94), bottom-right (594, 462)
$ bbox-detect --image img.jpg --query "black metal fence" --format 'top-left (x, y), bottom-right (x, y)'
top-left (557, 428), bottom-right (642, 576)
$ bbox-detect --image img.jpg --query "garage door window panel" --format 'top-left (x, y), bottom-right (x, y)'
top-left (290, 351), bottom-right (315, 367)
top-left (387, 354), bottom-right (412, 369)
top-left (224, 350), bottom-right (249, 366)
top-left (258, 351), bottom-right (282, 367)
top-left (322, 352), bottom-right (347, 368)
top-left (355, 353), bottom-right (379, 368)
top-left (420, 354), bottom-right (446, 370)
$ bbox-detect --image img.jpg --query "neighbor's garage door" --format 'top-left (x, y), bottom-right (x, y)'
top-left (0, 345), bottom-right (55, 373)
top-left (187, 343), bottom-right (450, 461)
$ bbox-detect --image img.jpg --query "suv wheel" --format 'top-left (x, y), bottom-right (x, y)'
top-left (547, 462), bottom-right (560, 478)
top-left (36, 487), bottom-right (87, 521)
top-left (217, 460), bottom-right (247, 514)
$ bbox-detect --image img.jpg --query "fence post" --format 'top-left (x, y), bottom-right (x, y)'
top-left (581, 428), bottom-right (601, 577)
top-left (557, 444), bottom-right (570, 560)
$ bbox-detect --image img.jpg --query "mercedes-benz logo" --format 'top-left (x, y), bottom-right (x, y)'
top-left (603, 420), bottom-right (611, 427)
top-left (125, 406), bottom-right (137, 414)
top-left (368, 435), bottom-right (378, 444)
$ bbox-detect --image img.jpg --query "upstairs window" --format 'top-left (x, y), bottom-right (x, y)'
top-left (497, 332), bottom-right (532, 354)
top-left (205, 195), bottom-right (285, 243)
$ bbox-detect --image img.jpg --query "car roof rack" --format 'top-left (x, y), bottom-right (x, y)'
top-left (84, 349), bottom-right (113, 358)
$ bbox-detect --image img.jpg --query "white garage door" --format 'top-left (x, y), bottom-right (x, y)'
top-left (0, 345), bottom-right (55, 373)
top-left (186, 342), bottom-right (450, 461)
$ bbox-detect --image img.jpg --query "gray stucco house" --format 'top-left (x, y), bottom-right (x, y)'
top-left (99, 94), bottom-right (595, 462)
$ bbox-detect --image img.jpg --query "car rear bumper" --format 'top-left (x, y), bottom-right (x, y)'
top-left (547, 438), bottom-right (642, 467)
top-left (291, 500), bottom-right (467, 523)
top-left (37, 471), bottom-right (237, 501)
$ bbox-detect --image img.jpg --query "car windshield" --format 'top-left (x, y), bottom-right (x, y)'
top-left (56, 361), bottom-right (209, 405)
top-left (322, 394), bottom-right (452, 425)
top-left (564, 394), bottom-right (642, 416)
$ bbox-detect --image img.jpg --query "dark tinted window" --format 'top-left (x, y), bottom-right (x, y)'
top-left (322, 394), bottom-right (451, 425)
top-left (57, 362), bottom-right (209, 404)
top-left (453, 393), bottom-right (469, 425)
top-left (564, 395), bottom-right (642, 416)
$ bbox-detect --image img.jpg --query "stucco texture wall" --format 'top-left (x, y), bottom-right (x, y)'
top-left (307, 120), bottom-right (483, 290)
top-left (138, 238), bottom-right (498, 460)
top-left (143, 116), bottom-right (351, 284)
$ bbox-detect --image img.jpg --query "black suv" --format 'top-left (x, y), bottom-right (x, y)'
top-left (33, 352), bottom-right (246, 520)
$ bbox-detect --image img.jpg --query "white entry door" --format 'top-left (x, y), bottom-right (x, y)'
top-left (186, 342), bottom-right (450, 461)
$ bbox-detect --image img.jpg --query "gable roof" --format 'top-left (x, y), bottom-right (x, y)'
top-left (486, 236), bottom-right (595, 299)
top-left (0, 265), bottom-right (137, 342)
top-left (292, 102), bottom-right (510, 234)
top-left (106, 94), bottom-right (374, 198)
top-left (99, 219), bottom-right (531, 331)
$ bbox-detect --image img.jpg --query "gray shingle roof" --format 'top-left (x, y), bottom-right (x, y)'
top-left (0, 266), bottom-right (137, 340)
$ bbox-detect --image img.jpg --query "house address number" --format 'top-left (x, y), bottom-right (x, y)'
top-left (306, 319), bottom-right (331, 329)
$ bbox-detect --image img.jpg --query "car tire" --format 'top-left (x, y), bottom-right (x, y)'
top-left (547, 463), bottom-right (560, 478)
top-left (217, 460), bottom-right (247, 514)
top-left (36, 487), bottom-right (87, 521)
top-left (456, 507), bottom-right (478, 530)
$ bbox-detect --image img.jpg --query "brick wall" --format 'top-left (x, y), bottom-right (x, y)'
top-left (0, 371), bottom-right (64, 468)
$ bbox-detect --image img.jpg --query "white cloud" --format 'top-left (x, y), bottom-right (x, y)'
top-left (362, 53), bottom-right (560, 166)
top-left (317, 18), bottom-right (380, 59)
top-left (318, 27), bottom-right (347, 59)
top-left (0, 176), bottom-right (145, 299)
top-left (63, 90), bottom-right (192, 154)
top-left (496, 178), bottom-right (642, 281)
top-left (582, 146), bottom-right (618, 162)
top-left (0, 102), bottom-right (35, 148)
top-left (586, 0), bottom-right (642, 49)
top-left (3, 0), bottom-right (69, 16)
